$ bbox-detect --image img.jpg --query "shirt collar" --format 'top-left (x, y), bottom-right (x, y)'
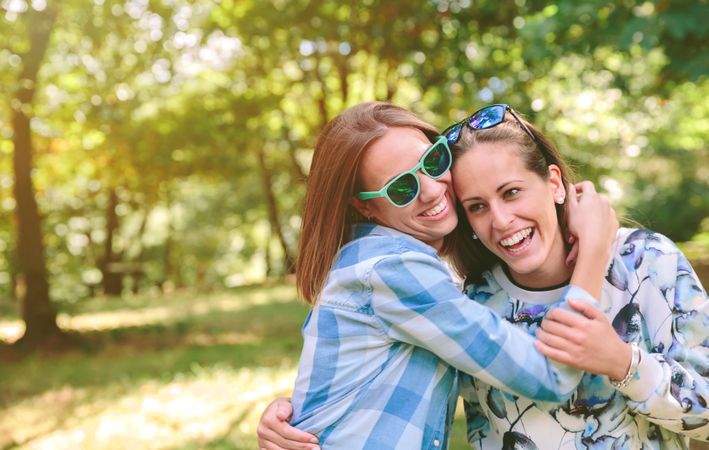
top-left (351, 223), bottom-right (438, 255)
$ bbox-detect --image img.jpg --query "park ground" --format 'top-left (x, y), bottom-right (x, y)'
top-left (0, 283), bottom-right (470, 449)
top-left (2, 280), bottom-right (707, 450)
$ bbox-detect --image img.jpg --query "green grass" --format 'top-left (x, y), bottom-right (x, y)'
top-left (0, 284), bottom-right (471, 449)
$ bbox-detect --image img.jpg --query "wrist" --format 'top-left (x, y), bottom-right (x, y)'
top-left (609, 342), bottom-right (640, 388)
top-left (577, 241), bottom-right (611, 262)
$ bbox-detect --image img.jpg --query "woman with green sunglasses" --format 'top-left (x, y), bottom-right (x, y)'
top-left (256, 102), bottom-right (618, 450)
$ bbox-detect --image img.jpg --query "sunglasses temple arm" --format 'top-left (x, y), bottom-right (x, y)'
top-left (507, 108), bottom-right (538, 143)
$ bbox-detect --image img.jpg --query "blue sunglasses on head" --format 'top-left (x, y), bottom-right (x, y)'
top-left (442, 104), bottom-right (537, 145)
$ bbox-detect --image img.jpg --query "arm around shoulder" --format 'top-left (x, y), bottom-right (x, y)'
top-left (368, 250), bottom-right (583, 402)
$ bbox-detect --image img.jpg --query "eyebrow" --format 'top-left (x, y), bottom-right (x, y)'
top-left (380, 148), bottom-right (425, 185)
top-left (459, 180), bottom-right (524, 203)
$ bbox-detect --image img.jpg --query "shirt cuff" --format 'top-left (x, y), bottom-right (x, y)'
top-left (616, 348), bottom-right (665, 402)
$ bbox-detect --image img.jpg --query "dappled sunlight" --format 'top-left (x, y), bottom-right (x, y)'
top-left (58, 288), bottom-right (297, 333)
top-left (183, 331), bottom-right (261, 347)
top-left (0, 285), bottom-right (298, 343)
top-left (0, 285), bottom-right (305, 449)
top-left (1, 365), bottom-right (296, 450)
top-left (0, 320), bottom-right (24, 343)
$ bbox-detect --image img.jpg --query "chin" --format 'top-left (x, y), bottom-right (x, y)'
top-left (504, 257), bottom-right (544, 277)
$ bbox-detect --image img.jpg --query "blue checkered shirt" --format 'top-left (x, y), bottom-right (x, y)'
top-left (290, 224), bottom-right (593, 449)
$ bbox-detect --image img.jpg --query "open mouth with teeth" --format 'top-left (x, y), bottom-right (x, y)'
top-left (499, 227), bottom-right (534, 253)
top-left (420, 197), bottom-right (448, 218)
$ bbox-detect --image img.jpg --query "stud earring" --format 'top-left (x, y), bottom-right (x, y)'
top-left (471, 232), bottom-right (478, 240)
top-left (555, 194), bottom-right (565, 204)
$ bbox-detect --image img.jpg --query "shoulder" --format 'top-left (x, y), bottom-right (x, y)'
top-left (607, 228), bottom-right (702, 295)
top-left (615, 228), bottom-right (681, 256)
top-left (463, 270), bottom-right (503, 304)
top-left (609, 228), bottom-right (682, 274)
top-left (337, 225), bottom-right (439, 270)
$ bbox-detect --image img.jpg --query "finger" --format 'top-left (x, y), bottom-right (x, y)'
top-left (539, 318), bottom-right (584, 344)
top-left (272, 422), bottom-right (319, 446)
top-left (258, 417), bottom-right (319, 448)
top-left (545, 307), bottom-right (589, 327)
top-left (260, 444), bottom-right (291, 450)
top-left (534, 340), bottom-right (576, 366)
top-left (261, 443), bottom-right (319, 450)
top-left (574, 180), bottom-right (597, 196)
top-left (275, 401), bottom-right (294, 421)
top-left (566, 239), bottom-right (579, 266)
top-left (259, 428), bottom-right (320, 450)
top-left (536, 328), bottom-right (577, 352)
top-left (566, 182), bottom-right (579, 207)
top-left (567, 298), bottom-right (604, 319)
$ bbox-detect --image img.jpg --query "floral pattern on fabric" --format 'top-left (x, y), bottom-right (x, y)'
top-left (460, 229), bottom-right (709, 449)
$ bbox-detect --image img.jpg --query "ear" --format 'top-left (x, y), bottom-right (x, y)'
top-left (547, 164), bottom-right (565, 201)
top-left (351, 196), bottom-right (374, 220)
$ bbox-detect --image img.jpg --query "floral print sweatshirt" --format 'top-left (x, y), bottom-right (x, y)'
top-left (460, 228), bottom-right (708, 449)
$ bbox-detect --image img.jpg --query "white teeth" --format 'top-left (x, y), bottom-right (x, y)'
top-left (422, 197), bottom-right (447, 216)
top-left (500, 228), bottom-right (532, 247)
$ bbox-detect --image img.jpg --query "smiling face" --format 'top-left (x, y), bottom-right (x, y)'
top-left (452, 141), bottom-right (571, 288)
top-left (352, 127), bottom-right (458, 250)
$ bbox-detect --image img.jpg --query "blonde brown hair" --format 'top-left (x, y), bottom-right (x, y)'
top-left (447, 114), bottom-right (575, 283)
top-left (297, 102), bottom-right (439, 304)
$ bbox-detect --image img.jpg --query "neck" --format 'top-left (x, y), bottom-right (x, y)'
top-left (508, 233), bottom-right (572, 290)
top-left (428, 238), bottom-right (444, 253)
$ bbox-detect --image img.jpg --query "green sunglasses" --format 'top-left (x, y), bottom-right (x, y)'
top-left (356, 135), bottom-right (452, 207)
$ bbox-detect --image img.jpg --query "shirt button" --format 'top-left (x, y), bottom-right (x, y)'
top-left (433, 439), bottom-right (440, 447)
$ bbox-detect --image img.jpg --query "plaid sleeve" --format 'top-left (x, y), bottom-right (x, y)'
top-left (369, 250), bottom-right (582, 403)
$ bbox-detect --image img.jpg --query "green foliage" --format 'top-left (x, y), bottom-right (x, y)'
top-left (0, 0), bottom-right (706, 305)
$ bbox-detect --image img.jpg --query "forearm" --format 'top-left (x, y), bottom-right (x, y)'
top-left (373, 253), bottom-right (583, 402)
top-left (620, 348), bottom-right (709, 440)
top-left (569, 242), bottom-right (611, 299)
top-left (612, 233), bottom-right (709, 439)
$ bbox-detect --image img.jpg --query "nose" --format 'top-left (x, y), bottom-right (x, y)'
top-left (417, 172), bottom-right (446, 204)
top-left (489, 201), bottom-right (514, 230)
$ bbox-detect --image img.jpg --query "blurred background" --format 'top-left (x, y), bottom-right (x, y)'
top-left (1, 0), bottom-right (707, 448)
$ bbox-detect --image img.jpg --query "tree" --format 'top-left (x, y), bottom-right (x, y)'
top-left (10, 4), bottom-right (64, 348)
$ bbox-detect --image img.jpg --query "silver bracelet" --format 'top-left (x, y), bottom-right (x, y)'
top-left (609, 342), bottom-right (641, 388)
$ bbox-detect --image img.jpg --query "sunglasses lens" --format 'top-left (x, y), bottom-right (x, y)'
top-left (468, 105), bottom-right (505, 129)
top-left (443, 123), bottom-right (463, 144)
top-left (387, 173), bottom-right (418, 206)
top-left (423, 141), bottom-right (451, 178)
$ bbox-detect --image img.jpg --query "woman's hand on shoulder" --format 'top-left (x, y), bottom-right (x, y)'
top-left (534, 299), bottom-right (632, 380)
top-left (256, 397), bottom-right (320, 450)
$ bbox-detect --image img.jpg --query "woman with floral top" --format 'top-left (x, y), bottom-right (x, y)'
top-left (446, 105), bottom-right (708, 449)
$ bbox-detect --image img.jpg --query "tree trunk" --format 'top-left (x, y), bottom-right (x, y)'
top-left (100, 188), bottom-right (123, 296)
top-left (385, 60), bottom-right (398, 101)
top-left (130, 209), bottom-right (149, 294)
top-left (313, 55), bottom-right (329, 130)
top-left (337, 55), bottom-right (349, 105)
top-left (256, 148), bottom-right (295, 273)
top-left (161, 195), bottom-right (173, 291)
top-left (265, 228), bottom-right (273, 277)
top-left (12, 6), bottom-right (63, 348)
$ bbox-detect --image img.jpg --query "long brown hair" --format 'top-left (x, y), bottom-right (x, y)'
top-left (297, 102), bottom-right (439, 304)
top-left (447, 113), bottom-right (575, 283)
